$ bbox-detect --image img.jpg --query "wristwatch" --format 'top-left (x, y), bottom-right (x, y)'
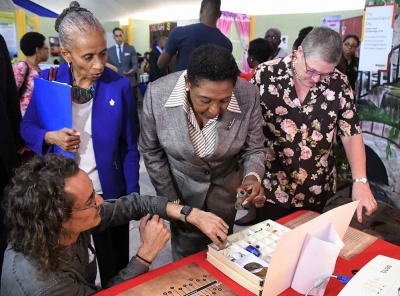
top-left (353, 177), bottom-right (368, 184)
top-left (180, 205), bottom-right (193, 223)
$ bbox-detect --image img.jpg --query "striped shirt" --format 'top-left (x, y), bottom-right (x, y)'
top-left (165, 71), bottom-right (241, 158)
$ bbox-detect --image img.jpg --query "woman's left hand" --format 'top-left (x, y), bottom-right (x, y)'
top-left (352, 183), bottom-right (378, 223)
top-left (237, 176), bottom-right (265, 208)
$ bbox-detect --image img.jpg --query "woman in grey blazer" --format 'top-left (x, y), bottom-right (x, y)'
top-left (139, 45), bottom-right (267, 260)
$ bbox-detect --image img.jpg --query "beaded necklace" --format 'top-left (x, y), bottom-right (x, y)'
top-left (71, 69), bottom-right (95, 104)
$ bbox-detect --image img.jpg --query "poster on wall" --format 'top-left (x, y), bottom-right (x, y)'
top-left (49, 36), bottom-right (60, 56)
top-left (0, 11), bottom-right (17, 58)
top-left (149, 22), bottom-right (177, 48)
top-left (26, 15), bottom-right (35, 32)
top-left (321, 15), bottom-right (342, 30)
top-left (359, 4), bottom-right (396, 72)
top-left (365, 0), bottom-right (400, 4)
top-left (280, 35), bottom-right (289, 49)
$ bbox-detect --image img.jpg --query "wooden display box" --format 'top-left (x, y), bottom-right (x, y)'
top-left (207, 220), bottom-right (291, 295)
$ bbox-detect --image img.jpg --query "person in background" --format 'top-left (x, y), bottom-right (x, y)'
top-left (1, 154), bottom-right (229, 295)
top-left (251, 27), bottom-right (377, 224)
top-left (234, 37), bottom-right (271, 226)
top-left (13, 32), bottom-right (49, 117)
top-left (0, 33), bottom-right (22, 282)
top-left (239, 38), bottom-right (271, 82)
top-left (140, 44), bottom-right (266, 261)
top-left (20, 1), bottom-right (140, 288)
top-left (157, 0), bottom-right (232, 72)
top-left (336, 35), bottom-right (360, 96)
top-left (149, 36), bottom-right (168, 82)
top-left (264, 28), bottom-right (287, 60)
top-left (107, 27), bottom-right (139, 99)
top-left (292, 26), bottom-right (313, 51)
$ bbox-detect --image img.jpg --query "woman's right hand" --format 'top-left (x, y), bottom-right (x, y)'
top-left (44, 128), bottom-right (81, 153)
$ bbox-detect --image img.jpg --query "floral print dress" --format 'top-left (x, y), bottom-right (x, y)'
top-left (251, 54), bottom-right (361, 209)
top-left (13, 61), bottom-right (39, 117)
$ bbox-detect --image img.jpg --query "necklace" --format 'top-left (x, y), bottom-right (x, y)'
top-left (71, 70), bottom-right (95, 104)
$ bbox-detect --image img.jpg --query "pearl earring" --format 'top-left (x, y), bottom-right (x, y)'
top-left (186, 88), bottom-right (189, 92)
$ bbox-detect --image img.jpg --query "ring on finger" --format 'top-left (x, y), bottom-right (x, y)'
top-left (74, 145), bottom-right (77, 150)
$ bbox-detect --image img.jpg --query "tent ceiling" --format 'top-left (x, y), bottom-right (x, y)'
top-left (31, 0), bottom-right (366, 22)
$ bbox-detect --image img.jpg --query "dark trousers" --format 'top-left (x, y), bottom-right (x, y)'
top-left (256, 200), bottom-right (327, 222)
top-left (0, 159), bottom-right (10, 281)
top-left (92, 194), bottom-right (130, 288)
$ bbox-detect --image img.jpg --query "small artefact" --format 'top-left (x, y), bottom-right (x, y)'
top-left (235, 189), bottom-right (249, 210)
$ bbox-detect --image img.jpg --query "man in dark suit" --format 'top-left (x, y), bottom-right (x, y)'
top-left (107, 28), bottom-right (139, 98)
top-left (0, 34), bottom-right (22, 279)
top-left (149, 36), bottom-right (168, 82)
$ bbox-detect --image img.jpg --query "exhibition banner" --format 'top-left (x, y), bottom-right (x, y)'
top-left (0, 11), bottom-right (17, 58)
top-left (359, 4), bottom-right (396, 72)
top-left (26, 15), bottom-right (35, 32)
top-left (321, 15), bottom-right (342, 30)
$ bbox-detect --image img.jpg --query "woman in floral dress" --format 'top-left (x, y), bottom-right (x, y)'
top-left (13, 32), bottom-right (49, 117)
top-left (251, 27), bottom-right (377, 223)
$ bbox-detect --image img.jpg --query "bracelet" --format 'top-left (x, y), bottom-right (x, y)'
top-left (243, 172), bottom-right (262, 183)
top-left (135, 254), bottom-right (152, 265)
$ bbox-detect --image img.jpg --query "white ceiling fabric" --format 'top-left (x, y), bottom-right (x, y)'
top-left (31, 0), bottom-right (366, 22)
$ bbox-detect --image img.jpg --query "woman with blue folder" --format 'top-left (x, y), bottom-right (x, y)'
top-left (20, 1), bottom-right (140, 288)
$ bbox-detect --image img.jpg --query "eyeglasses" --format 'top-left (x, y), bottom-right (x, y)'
top-left (303, 52), bottom-right (335, 80)
top-left (71, 190), bottom-right (98, 213)
top-left (265, 35), bottom-right (278, 41)
top-left (343, 42), bottom-right (357, 49)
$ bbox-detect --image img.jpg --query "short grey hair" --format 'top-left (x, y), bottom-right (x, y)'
top-left (55, 1), bottom-right (105, 50)
top-left (301, 26), bottom-right (342, 64)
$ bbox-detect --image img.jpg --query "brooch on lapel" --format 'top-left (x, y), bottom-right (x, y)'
top-left (226, 118), bottom-right (236, 130)
top-left (109, 99), bottom-right (115, 106)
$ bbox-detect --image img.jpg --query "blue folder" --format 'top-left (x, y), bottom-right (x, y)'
top-left (33, 77), bottom-right (73, 158)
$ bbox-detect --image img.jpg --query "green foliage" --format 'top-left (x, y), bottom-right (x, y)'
top-left (333, 143), bottom-right (351, 181)
top-left (357, 103), bottom-right (400, 159)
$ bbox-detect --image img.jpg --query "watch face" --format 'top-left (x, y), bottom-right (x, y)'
top-left (361, 178), bottom-right (368, 183)
top-left (181, 205), bottom-right (192, 215)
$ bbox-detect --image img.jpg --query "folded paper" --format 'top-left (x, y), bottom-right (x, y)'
top-left (262, 201), bottom-right (359, 296)
top-left (291, 223), bottom-right (344, 295)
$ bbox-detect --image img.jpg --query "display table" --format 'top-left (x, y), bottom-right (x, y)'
top-left (95, 211), bottom-right (400, 296)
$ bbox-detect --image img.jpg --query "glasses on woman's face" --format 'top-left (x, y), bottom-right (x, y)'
top-left (71, 190), bottom-right (98, 213)
top-left (344, 42), bottom-right (357, 50)
top-left (303, 53), bottom-right (335, 80)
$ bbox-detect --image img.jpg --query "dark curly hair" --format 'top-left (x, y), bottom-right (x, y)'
top-left (20, 32), bottom-right (46, 56)
top-left (187, 44), bottom-right (239, 87)
top-left (3, 154), bottom-right (79, 279)
top-left (248, 38), bottom-right (271, 64)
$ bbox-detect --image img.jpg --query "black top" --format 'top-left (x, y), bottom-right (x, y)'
top-left (337, 55), bottom-right (359, 91)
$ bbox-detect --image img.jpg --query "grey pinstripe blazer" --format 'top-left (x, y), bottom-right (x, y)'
top-left (139, 71), bottom-right (266, 231)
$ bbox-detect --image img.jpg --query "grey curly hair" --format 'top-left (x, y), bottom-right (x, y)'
top-left (55, 1), bottom-right (105, 50)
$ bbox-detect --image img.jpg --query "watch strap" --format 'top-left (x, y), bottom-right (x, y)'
top-left (353, 177), bottom-right (368, 183)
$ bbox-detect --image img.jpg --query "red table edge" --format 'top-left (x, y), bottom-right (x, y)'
top-left (95, 211), bottom-right (400, 295)
top-left (95, 211), bottom-right (309, 296)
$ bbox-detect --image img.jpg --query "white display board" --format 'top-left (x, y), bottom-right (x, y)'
top-left (359, 4), bottom-right (396, 72)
